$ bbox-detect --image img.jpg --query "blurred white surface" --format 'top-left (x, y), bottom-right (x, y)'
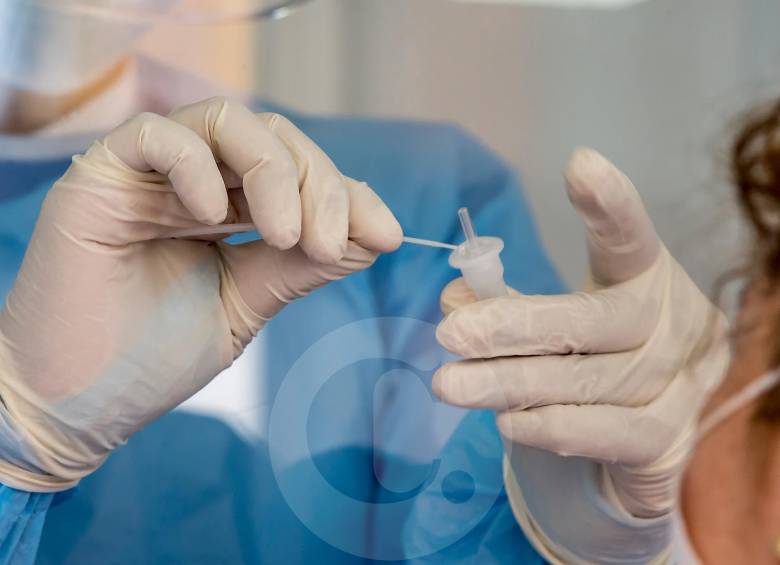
top-left (255, 0), bottom-right (780, 293)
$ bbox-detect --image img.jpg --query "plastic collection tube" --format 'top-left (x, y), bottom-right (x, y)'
top-left (169, 223), bottom-right (457, 251)
top-left (448, 207), bottom-right (508, 300)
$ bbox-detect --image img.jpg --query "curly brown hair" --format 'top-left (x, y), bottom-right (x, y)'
top-left (732, 98), bottom-right (780, 421)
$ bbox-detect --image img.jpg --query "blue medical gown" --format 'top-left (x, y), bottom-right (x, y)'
top-left (0, 110), bottom-right (564, 564)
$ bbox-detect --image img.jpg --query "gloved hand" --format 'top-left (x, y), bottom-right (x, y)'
top-left (0, 97), bottom-right (402, 492)
top-left (433, 148), bottom-right (731, 563)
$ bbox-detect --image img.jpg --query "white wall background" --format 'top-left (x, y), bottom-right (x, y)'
top-left (254, 0), bottom-right (780, 294)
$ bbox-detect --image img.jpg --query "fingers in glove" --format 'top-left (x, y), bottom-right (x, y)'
top-left (219, 163), bottom-right (244, 189)
top-left (261, 113), bottom-right (351, 264)
top-left (219, 240), bottom-right (378, 321)
top-left (495, 371), bottom-right (701, 466)
top-left (440, 278), bottom-right (523, 316)
top-left (566, 148), bottom-right (661, 286)
top-left (441, 278), bottom-right (478, 316)
top-left (436, 278), bottom-right (662, 358)
top-left (433, 349), bottom-right (675, 411)
top-left (344, 177), bottom-right (403, 253)
top-left (179, 188), bottom-right (249, 242)
top-left (168, 98), bottom-right (302, 251)
top-left (103, 112), bottom-right (228, 226)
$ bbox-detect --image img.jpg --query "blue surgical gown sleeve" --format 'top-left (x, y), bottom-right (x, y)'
top-left (0, 487), bottom-right (53, 565)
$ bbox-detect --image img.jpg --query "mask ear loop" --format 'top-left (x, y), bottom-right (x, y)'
top-left (695, 367), bottom-right (780, 442)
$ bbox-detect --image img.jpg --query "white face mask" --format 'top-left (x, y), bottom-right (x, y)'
top-left (0, 0), bottom-right (309, 96)
top-left (696, 367), bottom-right (780, 442)
top-left (673, 367), bottom-right (780, 564)
top-left (0, 1), bottom-right (166, 95)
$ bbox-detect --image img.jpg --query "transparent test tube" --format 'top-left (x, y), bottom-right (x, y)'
top-left (448, 207), bottom-right (508, 300)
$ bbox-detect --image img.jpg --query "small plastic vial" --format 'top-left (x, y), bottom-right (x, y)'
top-left (448, 208), bottom-right (508, 300)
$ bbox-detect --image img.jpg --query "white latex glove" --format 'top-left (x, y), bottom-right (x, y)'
top-left (433, 149), bottom-right (730, 563)
top-left (0, 97), bottom-right (402, 492)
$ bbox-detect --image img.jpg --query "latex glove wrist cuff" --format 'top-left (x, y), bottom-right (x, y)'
top-left (503, 451), bottom-right (672, 565)
top-left (0, 460), bottom-right (77, 493)
top-left (0, 386), bottom-right (82, 492)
